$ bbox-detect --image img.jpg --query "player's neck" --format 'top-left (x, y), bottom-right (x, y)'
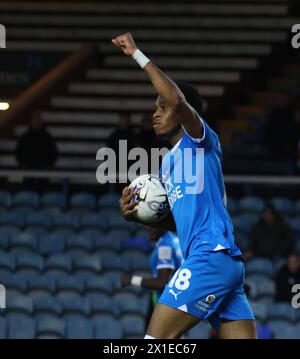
top-left (169, 128), bottom-right (183, 147)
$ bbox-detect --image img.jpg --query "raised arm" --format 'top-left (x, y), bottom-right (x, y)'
top-left (112, 32), bottom-right (203, 139)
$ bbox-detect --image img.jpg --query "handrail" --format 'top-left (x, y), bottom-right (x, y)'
top-left (0, 43), bottom-right (96, 136)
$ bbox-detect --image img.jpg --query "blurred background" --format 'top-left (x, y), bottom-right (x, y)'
top-left (0, 0), bottom-right (300, 339)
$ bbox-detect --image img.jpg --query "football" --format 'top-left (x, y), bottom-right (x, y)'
top-left (129, 174), bottom-right (170, 223)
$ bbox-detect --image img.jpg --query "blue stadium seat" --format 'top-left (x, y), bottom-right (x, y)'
top-left (36, 317), bottom-right (65, 339)
top-left (121, 235), bottom-right (152, 253)
top-left (245, 258), bottom-right (273, 278)
top-left (26, 210), bottom-right (53, 230)
top-left (186, 322), bottom-right (211, 339)
top-left (94, 316), bottom-right (122, 339)
top-left (10, 232), bottom-right (37, 253)
top-left (93, 235), bottom-right (118, 251)
top-left (8, 316), bottom-right (36, 339)
top-left (234, 232), bottom-right (249, 252)
top-left (101, 271), bottom-right (123, 291)
top-left (100, 252), bottom-right (129, 272)
top-left (105, 229), bottom-right (131, 251)
top-left (249, 301), bottom-right (268, 322)
top-left (73, 255), bottom-right (102, 280)
top-left (53, 213), bottom-right (80, 230)
top-left (246, 275), bottom-right (275, 303)
top-left (121, 314), bottom-right (145, 337)
top-left (98, 193), bottom-right (120, 209)
top-left (238, 196), bottom-right (265, 214)
top-left (0, 253), bottom-right (15, 273)
top-left (24, 226), bottom-right (48, 238)
top-left (80, 213), bottom-right (106, 230)
top-left (52, 228), bottom-right (76, 238)
top-left (66, 235), bottom-right (93, 255)
top-left (13, 191), bottom-right (39, 209)
top-left (56, 276), bottom-right (84, 299)
top-left (79, 228), bottom-right (104, 241)
top-left (114, 292), bottom-right (144, 316)
top-left (0, 191), bottom-right (12, 209)
top-left (294, 199), bottom-right (300, 215)
top-left (85, 277), bottom-right (114, 296)
top-left (267, 303), bottom-right (295, 322)
top-left (0, 273), bottom-right (26, 297)
top-left (125, 252), bottom-right (149, 271)
top-left (7, 295), bottom-right (33, 316)
top-left (0, 227), bottom-right (20, 238)
top-left (40, 192), bottom-right (67, 211)
top-left (270, 197), bottom-right (293, 215)
top-left (226, 197), bottom-right (238, 215)
top-left (66, 317), bottom-right (93, 339)
top-left (0, 317), bottom-right (7, 339)
top-left (267, 320), bottom-right (295, 339)
top-left (27, 276), bottom-right (56, 300)
top-left (0, 210), bottom-right (26, 227)
top-left (70, 192), bottom-right (97, 211)
top-left (89, 296), bottom-right (119, 319)
top-left (34, 297), bottom-right (62, 318)
top-left (38, 234), bottom-right (65, 256)
top-left (84, 291), bottom-right (112, 306)
top-left (0, 232), bottom-right (9, 249)
top-left (15, 253), bottom-right (44, 277)
top-left (61, 296), bottom-right (90, 318)
top-left (287, 216), bottom-right (300, 234)
top-left (232, 214), bottom-right (258, 233)
top-left (45, 254), bottom-right (72, 277)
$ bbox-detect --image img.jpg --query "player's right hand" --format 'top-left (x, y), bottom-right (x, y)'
top-left (119, 186), bottom-right (139, 221)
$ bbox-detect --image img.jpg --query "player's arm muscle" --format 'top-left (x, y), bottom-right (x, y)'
top-left (144, 63), bottom-right (203, 139)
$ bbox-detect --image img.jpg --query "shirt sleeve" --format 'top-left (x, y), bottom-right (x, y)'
top-left (156, 245), bottom-right (176, 270)
top-left (182, 112), bottom-right (219, 150)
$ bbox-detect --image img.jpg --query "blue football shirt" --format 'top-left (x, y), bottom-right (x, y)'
top-left (160, 115), bottom-right (242, 259)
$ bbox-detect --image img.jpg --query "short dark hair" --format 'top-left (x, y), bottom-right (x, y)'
top-left (176, 82), bottom-right (205, 114)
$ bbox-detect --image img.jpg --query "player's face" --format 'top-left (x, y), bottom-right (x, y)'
top-left (152, 97), bottom-right (179, 137)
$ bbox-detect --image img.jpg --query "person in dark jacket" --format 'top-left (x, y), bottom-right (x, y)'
top-left (246, 204), bottom-right (294, 259)
top-left (275, 252), bottom-right (300, 302)
top-left (16, 111), bottom-right (58, 170)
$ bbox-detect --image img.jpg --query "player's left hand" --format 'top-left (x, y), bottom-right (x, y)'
top-left (121, 274), bottom-right (131, 287)
top-left (111, 32), bottom-right (137, 56)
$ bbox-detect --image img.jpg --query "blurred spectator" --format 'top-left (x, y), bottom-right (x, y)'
top-left (246, 204), bottom-right (294, 259)
top-left (107, 111), bottom-right (137, 152)
top-left (16, 111), bottom-right (58, 170)
top-left (275, 253), bottom-right (300, 302)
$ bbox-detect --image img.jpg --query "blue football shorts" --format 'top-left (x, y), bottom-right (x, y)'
top-left (158, 249), bottom-right (255, 331)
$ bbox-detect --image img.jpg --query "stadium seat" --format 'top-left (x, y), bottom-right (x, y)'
top-left (246, 275), bottom-right (275, 303)
top-left (38, 234), bottom-right (65, 256)
top-left (10, 232), bottom-right (37, 253)
top-left (85, 277), bottom-right (114, 296)
top-left (6, 295), bottom-right (33, 317)
top-left (52, 228), bottom-right (77, 238)
top-left (0, 227), bottom-right (20, 238)
top-left (249, 301), bottom-right (268, 322)
top-left (245, 258), bottom-right (273, 277)
top-left (26, 210), bottom-right (53, 230)
top-left (125, 252), bottom-right (149, 271)
top-left (226, 197), bottom-right (238, 215)
top-left (232, 214), bottom-right (258, 233)
top-left (114, 292), bottom-right (144, 316)
top-left (267, 303), bottom-right (296, 322)
top-left (61, 296), bottom-right (90, 318)
top-left (1, 273), bottom-right (27, 297)
top-left (27, 276), bottom-right (56, 300)
top-left (102, 271), bottom-right (123, 291)
top-left (270, 197), bottom-right (293, 215)
top-left (0, 253), bottom-right (15, 273)
top-left (234, 232), bottom-right (249, 252)
top-left (34, 297), bottom-right (62, 318)
top-left (13, 191), bottom-right (39, 209)
top-left (56, 276), bottom-right (85, 299)
top-left (121, 314), bottom-right (145, 337)
top-left (100, 252), bottom-right (129, 272)
top-left (24, 226), bottom-right (49, 238)
top-left (40, 192), bottom-right (67, 211)
top-left (0, 210), bottom-right (26, 228)
top-left (267, 320), bottom-right (295, 339)
top-left (287, 216), bottom-right (300, 234)
top-left (94, 316), bottom-right (123, 339)
top-left (73, 255), bottom-right (102, 280)
top-left (239, 196), bottom-right (265, 214)
top-left (65, 235), bottom-right (93, 255)
top-left (98, 193), bottom-right (120, 209)
top-left (88, 295), bottom-right (118, 317)
top-left (45, 254), bottom-right (72, 277)
top-left (8, 316), bottom-right (36, 339)
top-left (53, 213), bottom-right (80, 230)
top-left (0, 317), bottom-right (7, 339)
top-left (15, 252), bottom-right (44, 277)
top-left (79, 228), bottom-right (105, 241)
top-left (186, 322), bottom-right (211, 339)
top-left (66, 317), bottom-right (93, 339)
top-left (80, 213), bottom-right (106, 230)
top-left (0, 191), bottom-right (12, 209)
top-left (0, 232), bottom-right (9, 249)
top-left (70, 192), bottom-right (97, 210)
top-left (105, 229), bottom-right (131, 251)
top-left (121, 235), bottom-right (152, 253)
top-left (36, 317), bottom-right (65, 339)
top-left (294, 199), bottom-right (300, 215)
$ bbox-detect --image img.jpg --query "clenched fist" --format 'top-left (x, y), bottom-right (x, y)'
top-left (111, 32), bottom-right (137, 56)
